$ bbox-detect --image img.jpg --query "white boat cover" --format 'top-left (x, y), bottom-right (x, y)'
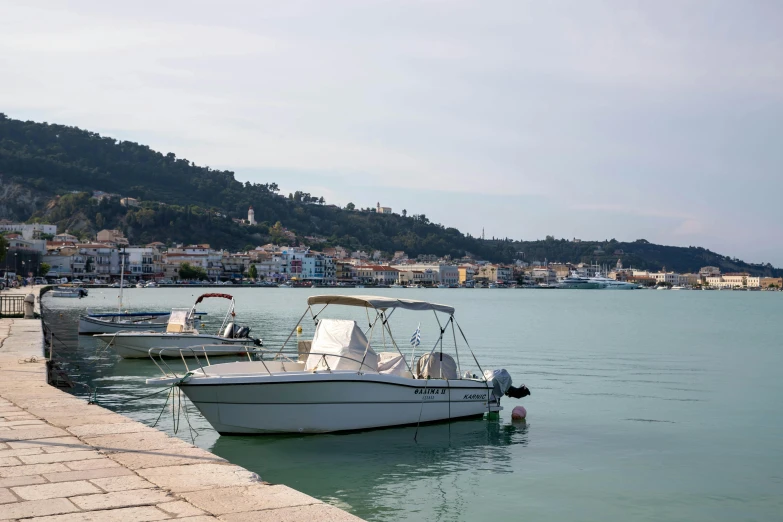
top-left (166, 309), bottom-right (190, 333)
top-left (307, 295), bottom-right (455, 315)
top-left (377, 352), bottom-right (413, 378)
top-left (416, 352), bottom-right (458, 380)
top-left (305, 319), bottom-right (378, 372)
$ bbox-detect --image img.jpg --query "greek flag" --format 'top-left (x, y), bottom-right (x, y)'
top-left (410, 323), bottom-right (421, 348)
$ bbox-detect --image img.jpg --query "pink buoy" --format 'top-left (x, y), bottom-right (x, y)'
top-left (511, 405), bottom-right (527, 420)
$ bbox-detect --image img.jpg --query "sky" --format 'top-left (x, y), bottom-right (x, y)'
top-left (1, 1), bottom-right (781, 265)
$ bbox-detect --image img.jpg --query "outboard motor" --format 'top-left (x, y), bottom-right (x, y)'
top-left (506, 384), bottom-right (531, 399)
top-left (484, 369), bottom-right (531, 401)
top-left (235, 326), bottom-right (250, 338)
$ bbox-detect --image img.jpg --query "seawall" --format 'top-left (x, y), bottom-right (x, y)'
top-left (0, 286), bottom-right (362, 521)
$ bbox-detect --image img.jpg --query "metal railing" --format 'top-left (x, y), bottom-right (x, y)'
top-left (148, 346), bottom-right (376, 381)
top-left (0, 295), bottom-right (25, 318)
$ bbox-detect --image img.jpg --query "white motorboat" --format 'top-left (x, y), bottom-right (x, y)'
top-left (390, 284), bottom-right (404, 288)
top-left (94, 293), bottom-right (261, 358)
top-left (146, 295), bottom-right (531, 435)
top-left (436, 284), bottom-right (448, 289)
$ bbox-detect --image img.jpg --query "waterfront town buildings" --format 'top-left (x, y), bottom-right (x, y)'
top-left (1, 222), bottom-right (781, 289)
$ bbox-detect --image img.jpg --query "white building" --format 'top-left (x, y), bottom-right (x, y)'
top-left (651, 272), bottom-right (685, 285)
top-left (390, 263), bottom-right (459, 285)
top-left (357, 265), bottom-right (399, 285)
top-left (126, 246), bottom-right (163, 279)
top-left (375, 202), bottom-right (392, 214)
top-left (0, 223), bottom-right (57, 240)
top-left (165, 244), bottom-right (224, 280)
top-left (248, 206), bottom-right (256, 225)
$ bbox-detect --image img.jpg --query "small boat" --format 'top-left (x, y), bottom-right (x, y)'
top-left (390, 284), bottom-right (404, 288)
top-left (146, 295), bottom-right (531, 435)
top-left (52, 286), bottom-right (88, 298)
top-left (488, 283), bottom-right (498, 289)
top-left (79, 311), bottom-right (171, 334)
top-left (436, 284), bottom-right (448, 289)
top-left (79, 255), bottom-right (170, 334)
top-left (136, 282), bottom-right (146, 288)
top-left (146, 281), bottom-right (159, 288)
top-left (406, 284), bottom-right (421, 289)
top-left (94, 293), bottom-right (262, 358)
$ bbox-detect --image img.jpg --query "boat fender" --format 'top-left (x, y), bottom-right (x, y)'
top-left (511, 405), bottom-right (527, 420)
top-left (222, 322), bottom-right (235, 338)
top-left (297, 325), bottom-right (303, 334)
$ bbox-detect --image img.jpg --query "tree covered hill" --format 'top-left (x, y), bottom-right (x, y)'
top-left (0, 113), bottom-right (780, 277)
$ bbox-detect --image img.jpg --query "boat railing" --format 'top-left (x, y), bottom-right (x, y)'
top-left (149, 346), bottom-right (382, 380)
top-left (148, 344), bottom-right (273, 379)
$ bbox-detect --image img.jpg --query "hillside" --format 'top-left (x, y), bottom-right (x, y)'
top-left (0, 113), bottom-right (780, 277)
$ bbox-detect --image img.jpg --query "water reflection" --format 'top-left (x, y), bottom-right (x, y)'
top-left (210, 418), bottom-right (528, 521)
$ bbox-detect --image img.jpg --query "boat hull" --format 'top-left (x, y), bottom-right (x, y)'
top-left (94, 333), bottom-right (257, 358)
top-left (174, 371), bottom-right (497, 434)
top-left (78, 315), bottom-right (168, 335)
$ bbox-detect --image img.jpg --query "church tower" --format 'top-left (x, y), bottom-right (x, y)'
top-left (248, 206), bottom-right (256, 225)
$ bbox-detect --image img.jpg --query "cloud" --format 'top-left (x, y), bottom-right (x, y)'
top-left (1, 0), bottom-right (781, 264)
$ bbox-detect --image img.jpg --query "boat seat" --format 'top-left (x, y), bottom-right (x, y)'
top-left (166, 323), bottom-right (184, 333)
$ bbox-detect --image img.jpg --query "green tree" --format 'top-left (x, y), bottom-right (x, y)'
top-left (178, 262), bottom-right (207, 280)
top-left (95, 212), bottom-right (105, 228)
top-left (402, 209), bottom-right (407, 217)
top-left (0, 235), bottom-right (7, 263)
top-left (345, 202), bottom-right (355, 211)
top-left (39, 263), bottom-right (51, 276)
top-left (85, 257), bottom-right (94, 274)
top-left (248, 264), bottom-right (258, 280)
top-left (269, 221), bottom-right (285, 243)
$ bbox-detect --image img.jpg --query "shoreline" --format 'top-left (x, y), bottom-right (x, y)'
top-left (0, 286), bottom-right (362, 521)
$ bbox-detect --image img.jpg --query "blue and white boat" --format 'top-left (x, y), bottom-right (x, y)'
top-left (78, 252), bottom-right (177, 334)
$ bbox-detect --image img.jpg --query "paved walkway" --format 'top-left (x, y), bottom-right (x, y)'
top-left (0, 288), bottom-right (361, 521)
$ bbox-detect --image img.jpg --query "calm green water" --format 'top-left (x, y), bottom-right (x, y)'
top-left (42, 288), bottom-right (783, 521)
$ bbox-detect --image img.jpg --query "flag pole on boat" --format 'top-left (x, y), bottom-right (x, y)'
top-left (410, 322), bottom-right (421, 362)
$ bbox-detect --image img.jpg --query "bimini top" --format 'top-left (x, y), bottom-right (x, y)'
top-left (307, 295), bottom-right (455, 315)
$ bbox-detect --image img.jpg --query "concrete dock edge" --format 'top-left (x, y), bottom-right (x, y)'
top-left (0, 287), bottom-right (362, 521)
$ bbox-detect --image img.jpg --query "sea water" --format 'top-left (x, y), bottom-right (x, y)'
top-left (43, 288), bottom-right (783, 521)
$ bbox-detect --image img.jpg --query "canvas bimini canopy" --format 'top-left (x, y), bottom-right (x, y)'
top-left (274, 295), bottom-right (482, 381)
top-left (306, 295), bottom-right (455, 315)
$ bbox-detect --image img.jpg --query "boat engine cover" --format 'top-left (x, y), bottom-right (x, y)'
top-left (484, 369), bottom-right (513, 401)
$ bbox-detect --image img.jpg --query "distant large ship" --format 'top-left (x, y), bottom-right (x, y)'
top-left (558, 274), bottom-right (601, 289)
top-left (587, 274), bottom-right (639, 290)
top-left (558, 272), bottom-right (639, 290)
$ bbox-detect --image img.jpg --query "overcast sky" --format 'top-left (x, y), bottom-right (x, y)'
top-left (2, 1), bottom-right (781, 265)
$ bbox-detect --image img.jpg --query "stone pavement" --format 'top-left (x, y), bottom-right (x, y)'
top-left (0, 289), bottom-right (362, 521)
